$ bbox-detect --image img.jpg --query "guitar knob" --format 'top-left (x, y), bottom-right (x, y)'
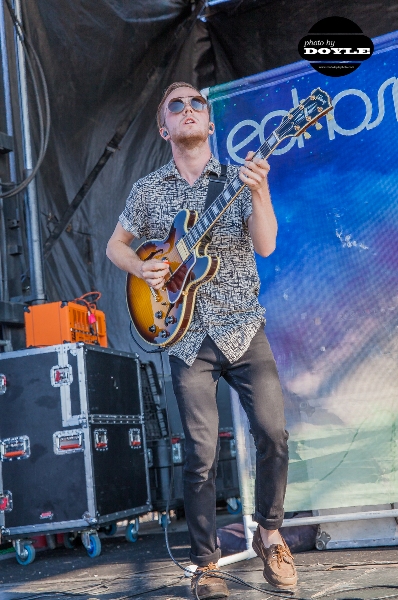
top-left (148, 325), bottom-right (156, 333)
top-left (155, 311), bottom-right (163, 318)
top-left (165, 315), bottom-right (176, 325)
top-left (159, 330), bottom-right (169, 338)
top-left (315, 122), bottom-right (322, 130)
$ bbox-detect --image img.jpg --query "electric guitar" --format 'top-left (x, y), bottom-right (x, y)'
top-left (126, 88), bottom-right (333, 347)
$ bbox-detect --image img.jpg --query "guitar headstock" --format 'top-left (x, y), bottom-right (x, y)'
top-left (276, 88), bottom-right (333, 140)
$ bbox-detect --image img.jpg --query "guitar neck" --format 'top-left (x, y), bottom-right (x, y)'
top-left (180, 87), bottom-right (333, 253)
top-left (183, 131), bottom-right (281, 252)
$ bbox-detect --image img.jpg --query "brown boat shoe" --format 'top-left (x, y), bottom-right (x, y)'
top-left (252, 526), bottom-right (298, 589)
top-left (190, 562), bottom-right (229, 599)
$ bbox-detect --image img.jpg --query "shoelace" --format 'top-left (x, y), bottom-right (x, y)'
top-left (273, 544), bottom-right (294, 567)
top-left (192, 562), bottom-right (219, 581)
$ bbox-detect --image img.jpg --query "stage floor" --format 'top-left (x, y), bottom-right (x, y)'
top-left (1, 511), bottom-right (398, 600)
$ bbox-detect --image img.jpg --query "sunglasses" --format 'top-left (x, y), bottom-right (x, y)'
top-left (167, 96), bottom-right (207, 114)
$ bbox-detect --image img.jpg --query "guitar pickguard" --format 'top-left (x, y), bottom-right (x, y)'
top-left (166, 253), bottom-right (197, 304)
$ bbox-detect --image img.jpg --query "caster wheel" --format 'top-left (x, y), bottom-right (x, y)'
top-left (125, 523), bottom-right (138, 543)
top-left (226, 499), bottom-right (242, 515)
top-left (86, 533), bottom-right (102, 558)
top-left (63, 532), bottom-right (78, 549)
top-left (16, 544), bottom-right (36, 565)
top-left (102, 523), bottom-right (117, 536)
top-left (315, 539), bottom-right (326, 551)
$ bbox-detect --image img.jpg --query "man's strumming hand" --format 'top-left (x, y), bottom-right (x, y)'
top-left (139, 259), bottom-right (170, 290)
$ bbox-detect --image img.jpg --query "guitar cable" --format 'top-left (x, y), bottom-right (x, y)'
top-left (129, 322), bottom-right (299, 600)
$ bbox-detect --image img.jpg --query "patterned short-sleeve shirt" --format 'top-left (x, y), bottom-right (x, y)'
top-left (119, 155), bottom-right (265, 366)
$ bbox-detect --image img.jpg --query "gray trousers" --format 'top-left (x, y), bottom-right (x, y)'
top-left (169, 327), bottom-right (289, 567)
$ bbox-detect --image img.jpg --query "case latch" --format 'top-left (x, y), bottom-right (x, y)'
top-left (0, 491), bottom-right (12, 512)
top-left (94, 429), bottom-right (108, 451)
top-left (0, 435), bottom-right (30, 461)
top-left (53, 430), bottom-right (84, 455)
top-left (50, 364), bottom-right (73, 387)
top-left (129, 428), bottom-right (141, 449)
top-left (171, 435), bottom-right (184, 464)
top-left (0, 374), bottom-right (6, 395)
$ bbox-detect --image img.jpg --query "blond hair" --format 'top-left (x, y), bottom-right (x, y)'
top-left (156, 81), bottom-right (209, 129)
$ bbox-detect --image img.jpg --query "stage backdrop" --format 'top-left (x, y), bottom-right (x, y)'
top-left (208, 31), bottom-right (398, 512)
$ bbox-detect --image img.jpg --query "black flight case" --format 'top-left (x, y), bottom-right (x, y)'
top-left (0, 343), bottom-right (151, 563)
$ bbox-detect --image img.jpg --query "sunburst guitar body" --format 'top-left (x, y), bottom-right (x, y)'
top-left (126, 208), bottom-right (219, 347)
top-left (126, 87), bottom-right (333, 348)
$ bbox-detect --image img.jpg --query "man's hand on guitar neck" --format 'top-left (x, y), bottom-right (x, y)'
top-left (240, 151), bottom-right (278, 258)
top-left (239, 150), bottom-right (270, 192)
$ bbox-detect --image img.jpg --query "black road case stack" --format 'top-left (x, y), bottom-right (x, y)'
top-left (0, 343), bottom-right (151, 563)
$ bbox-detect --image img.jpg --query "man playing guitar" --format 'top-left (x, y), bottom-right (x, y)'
top-left (106, 81), bottom-right (297, 598)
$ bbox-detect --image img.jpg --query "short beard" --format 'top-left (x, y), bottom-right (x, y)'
top-left (172, 127), bottom-right (209, 150)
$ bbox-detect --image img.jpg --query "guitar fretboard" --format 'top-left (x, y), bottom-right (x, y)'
top-left (183, 132), bottom-right (280, 252)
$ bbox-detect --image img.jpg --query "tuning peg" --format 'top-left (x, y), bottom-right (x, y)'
top-left (315, 122), bottom-right (323, 130)
top-left (326, 112), bottom-right (334, 121)
top-left (303, 131), bottom-right (311, 139)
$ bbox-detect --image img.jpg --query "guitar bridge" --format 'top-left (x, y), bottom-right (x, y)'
top-left (149, 286), bottom-right (160, 301)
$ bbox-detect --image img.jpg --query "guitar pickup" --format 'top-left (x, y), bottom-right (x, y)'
top-left (176, 239), bottom-right (190, 261)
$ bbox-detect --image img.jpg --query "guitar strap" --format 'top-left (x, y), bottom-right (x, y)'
top-left (202, 164), bottom-right (227, 243)
top-left (205, 164), bottom-right (228, 211)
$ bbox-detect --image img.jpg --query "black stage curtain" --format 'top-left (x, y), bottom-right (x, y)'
top-left (21, 0), bottom-right (398, 352)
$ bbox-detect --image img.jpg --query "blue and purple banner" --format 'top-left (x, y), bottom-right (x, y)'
top-left (208, 31), bottom-right (398, 511)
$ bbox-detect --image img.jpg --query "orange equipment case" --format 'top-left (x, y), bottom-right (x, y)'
top-left (24, 301), bottom-right (107, 348)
